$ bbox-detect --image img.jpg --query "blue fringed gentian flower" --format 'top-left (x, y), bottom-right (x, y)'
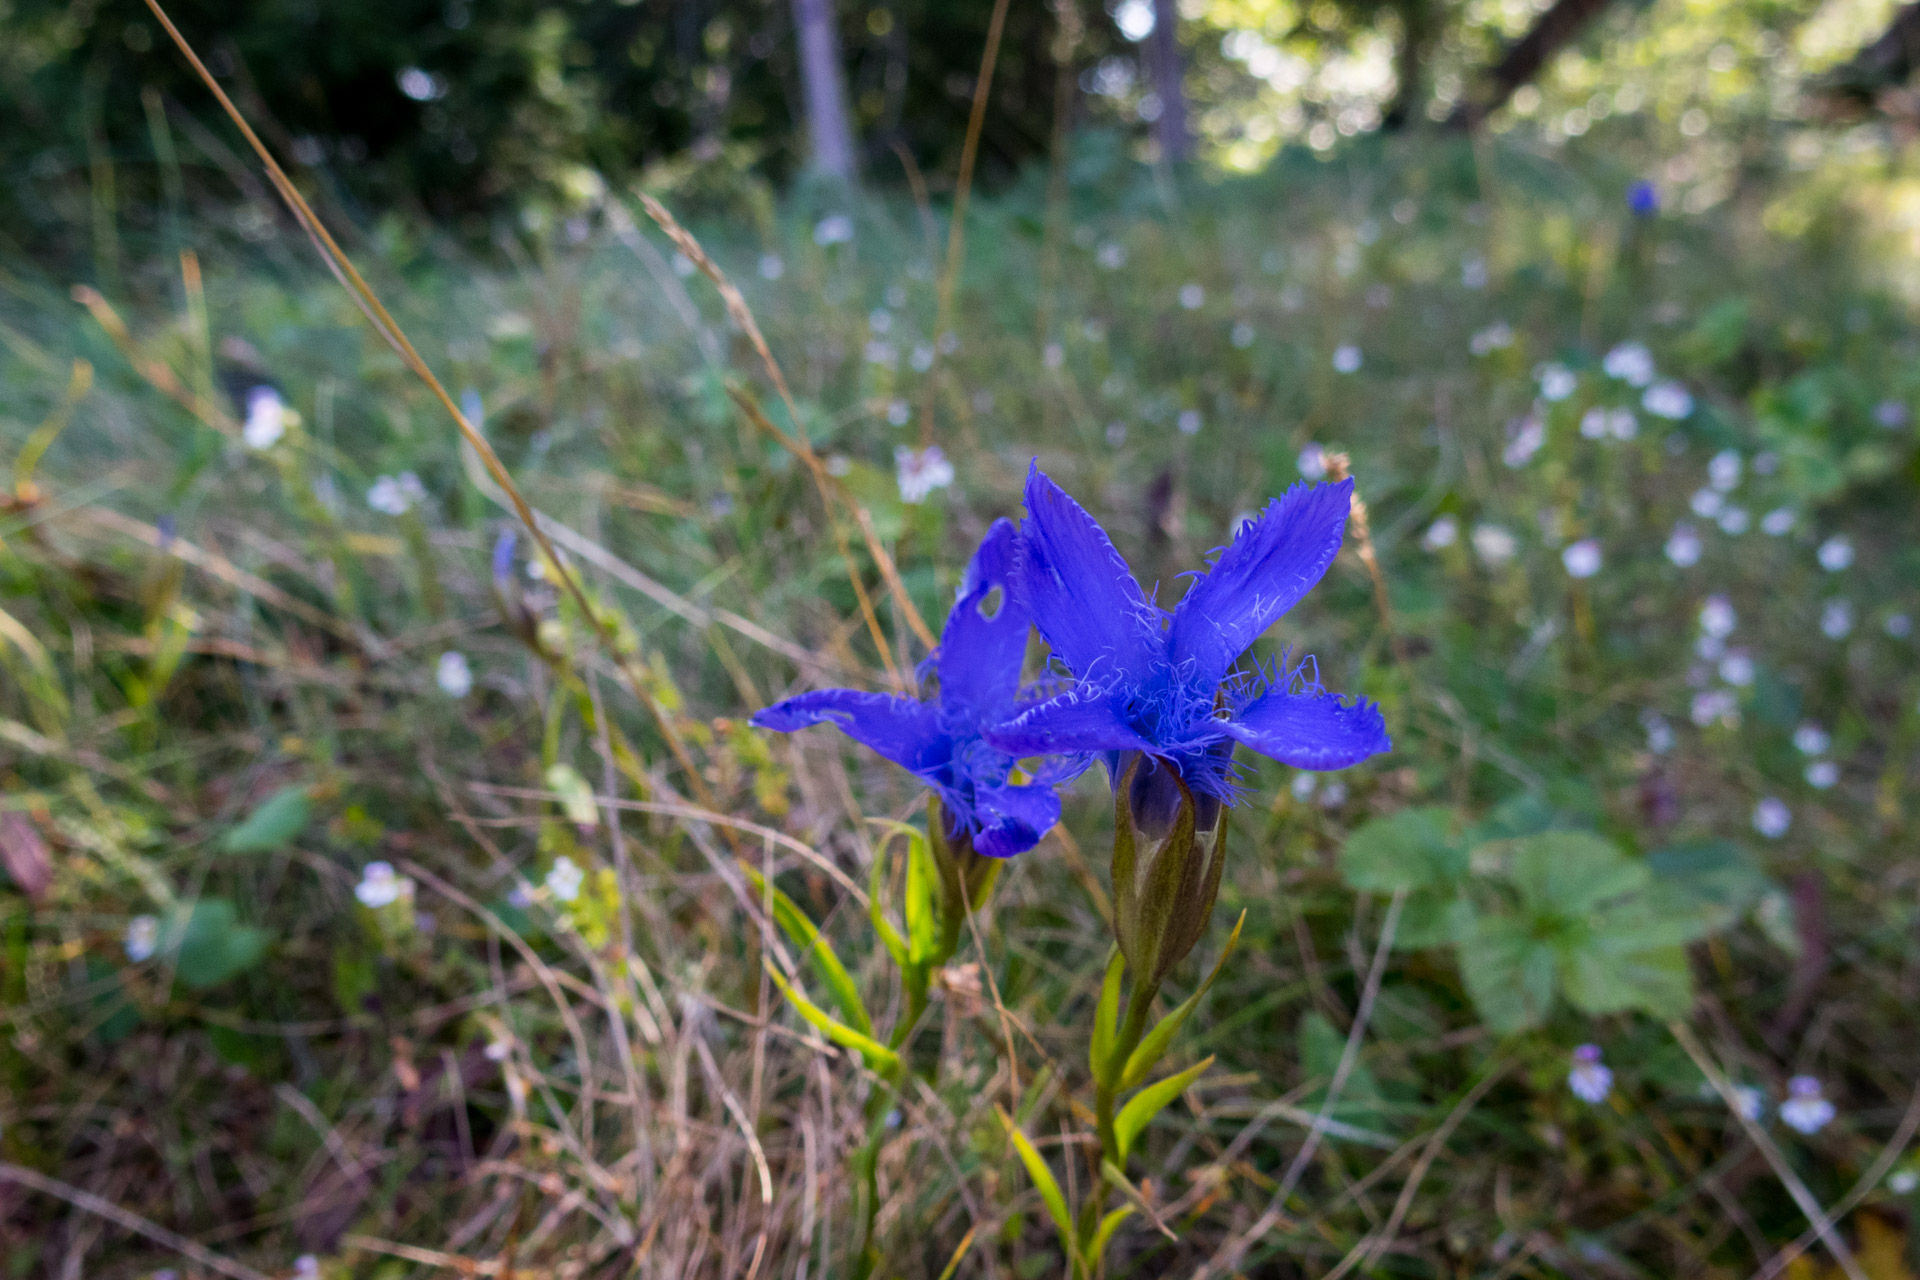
top-left (990, 464), bottom-right (1391, 831)
top-left (752, 518), bottom-right (1069, 858)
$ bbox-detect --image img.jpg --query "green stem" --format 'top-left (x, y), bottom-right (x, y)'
top-left (852, 984), bottom-right (932, 1280)
top-left (1078, 979), bottom-right (1160, 1273)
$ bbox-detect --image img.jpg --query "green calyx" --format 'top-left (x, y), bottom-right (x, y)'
top-left (1110, 756), bottom-right (1228, 993)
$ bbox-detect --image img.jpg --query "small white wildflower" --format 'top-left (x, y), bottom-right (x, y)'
top-left (1717, 506), bottom-right (1750, 536)
top-left (1690, 488), bottom-right (1724, 519)
top-left (1230, 321), bottom-right (1256, 349)
top-left (1580, 408), bottom-right (1609, 440)
top-left (1178, 283), bottom-right (1206, 310)
top-left (868, 307), bottom-right (893, 334)
top-left (293, 1257), bottom-right (320, 1280)
top-left (895, 446), bottom-right (955, 504)
top-left (545, 856), bottom-right (585, 902)
top-left (1297, 443), bottom-right (1329, 480)
top-left (1607, 409), bottom-right (1638, 440)
top-left (1503, 412), bottom-right (1546, 467)
top-left (885, 399), bottom-right (911, 427)
top-left (1472, 524), bottom-right (1517, 567)
top-left (1821, 600), bottom-right (1853, 640)
top-left (1889, 1169), bottom-right (1919, 1195)
top-left (1568, 1044), bottom-right (1613, 1104)
top-left (1805, 760), bottom-right (1839, 789)
top-left (1793, 725), bottom-right (1830, 755)
top-left (1643, 381), bottom-right (1694, 419)
top-left (1666, 525), bottom-right (1703, 567)
top-left (1290, 772), bottom-right (1318, 801)
top-left (1177, 409), bottom-right (1202, 436)
top-left (1697, 633), bottom-right (1727, 661)
top-left (758, 253), bottom-right (784, 280)
top-left (367, 473), bottom-right (425, 516)
top-left (1562, 539), bottom-right (1602, 578)
top-left (1691, 688), bottom-right (1739, 728)
top-left (484, 1037), bottom-right (512, 1062)
top-left (1752, 797), bottom-right (1791, 839)
top-left (1729, 1085), bottom-right (1765, 1121)
top-left (1104, 421), bottom-right (1128, 447)
top-left (1707, 449), bottom-right (1742, 492)
top-left (910, 343), bottom-right (934, 372)
top-left (243, 386), bottom-right (288, 450)
top-left (1874, 400), bottom-right (1910, 429)
top-left (355, 861), bottom-right (409, 909)
top-left (1319, 778), bottom-right (1348, 808)
top-left (1643, 712), bottom-right (1675, 754)
top-left (1886, 613), bottom-right (1912, 638)
top-left (1421, 515), bottom-right (1459, 551)
top-left (1097, 241), bottom-right (1126, 270)
top-left (435, 651), bottom-right (473, 698)
top-left (1699, 596), bottom-right (1737, 638)
top-left (1817, 536), bottom-right (1853, 572)
top-left (506, 882), bottom-right (534, 910)
top-left (1042, 342), bottom-right (1064, 369)
top-left (1761, 508), bottom-right (1795, 536)
top-left (1470, 321), bottom-right (1513, 355)
top-left (1462, 256), bottom-right (1489, 289)
top-left (1603, 341), bottom-right (1656, 387)
top-left (1780, 1076), bottom-right (1835, 1135)
top-left (670, 252), bottom-right (695, 278)
top-left (1536, 363), bottom-right (1577, 402)
top-left (398, 67), bottom-right (444, 101)
top-left (813, 213), bottom-right (854, 246)
top-left (1332, 344), bottom-right (1363, 374)
top-left (124, 915), bottom-right (160, 962)
top-left (864, 340), bottom-right (896, 367)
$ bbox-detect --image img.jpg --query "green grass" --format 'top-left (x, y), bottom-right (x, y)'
top-left (2, 134), bottom-right (1919, 1278)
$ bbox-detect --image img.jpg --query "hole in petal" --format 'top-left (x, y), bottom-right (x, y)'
top-left (977, 584), bottom-right (1005, 621)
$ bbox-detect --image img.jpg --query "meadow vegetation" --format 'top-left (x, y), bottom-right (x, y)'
top-left (2, 119), bottom-right (1919, 1278)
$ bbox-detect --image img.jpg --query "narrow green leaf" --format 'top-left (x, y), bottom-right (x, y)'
top-left (1114, 1054), bottom-right (1214, 1165)
top-left (868, 841), bottom-right (908, 972)
top-left (1120, 913), bottom-right (1243, 1090)
top-left (1091, 947), bottom-right (1123, 1084)
top-left (904, 830), bottom-right (938, 965)
top-left (218, 786), bottom-right (310, 854)
top-left (744, 865), bottom-right (871, 1038)
top-left (999, 1110), bottom-right (1079, 1270)
top-left (1090, 1206), bottom-right (1135, 1264)
top-left (763, 962), bottom-right (899, 1074)
top-left (543, 764), bottom-right (600, 828)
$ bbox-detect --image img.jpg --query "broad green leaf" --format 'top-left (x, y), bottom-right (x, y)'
top-left (1509, 831), bottom-right (1647, 917)
top-left (763, 962), bottom-right (899, 1074)
top-left (1340, 807), bottom-right (1463, 894)
top-left (544, 764), bottom-right (600, 828)
top-left (219, 786), bottom-right (310, 854)
top-left (744, 865), bottom-right (871, 1038)
top-left (1465, 791), bottom-right (1558, 845)
top-left (1114, 1055), bottom-right (1213, 1164)
top-left (169, 899), bottom-right (271, 989)
top-left (1091, 948), bottom-right (1123, 1083)
top-left (1000, 1112), bottom-right (1079, 1269)
top-left (1394, 889), bottom-right (1473, 950)
top-left (1563, 942), bottom-right (1694, 1019)
top-left (1297, 1012), bottom-right (1382, 1127)
top-left (1457, 915), bottom-right (1556, 1033)
top-left (1119, 911), bottom-right (1244, 1090)
top-left (1647, 841), bottom-right (1771, 931)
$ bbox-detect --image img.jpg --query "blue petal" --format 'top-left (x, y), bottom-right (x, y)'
top-left (970, 783), bottom-right (1063, 858)
top-left (934, 519), bottom-right (1029, 727)
top-left (752, 690), bottom-right (948, 776)
top-left (1167, 479), bottom-right (1353, 686)
top-left (986, 687), bottom-right (1157, 757)
top-left (1218, 684), bottom-right (1390, 770)
top-left (1016, 464), bottom-right (1161, 681)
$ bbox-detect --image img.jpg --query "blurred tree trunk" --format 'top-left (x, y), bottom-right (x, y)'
top-left (1147, 0), bottom-right (1190, 162)
top-left (1383, 0), bottom-right (1438, 129)
top-left (1447, 0), bottom-right (1615, 129)
top-left (1810, 4), bottom-right (1920, 115)
top-left (792, 0), bottom-right (858, 178)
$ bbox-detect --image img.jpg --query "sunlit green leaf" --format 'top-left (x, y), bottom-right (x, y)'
top-left (218, 786), bottom-right (310, 854)
top-left (744, 864), bottom-right (871, 1038)
top-left (1114, 1055), bottom-right (1213, 1164)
